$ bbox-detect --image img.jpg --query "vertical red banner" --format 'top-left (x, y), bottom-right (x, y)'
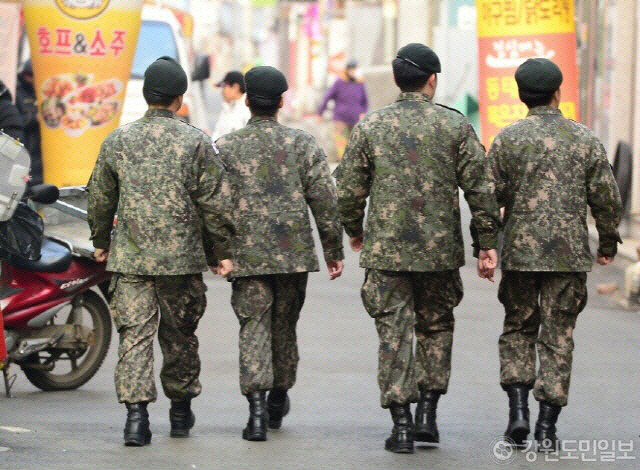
top-left (477, 0), bottom-right (580, 148)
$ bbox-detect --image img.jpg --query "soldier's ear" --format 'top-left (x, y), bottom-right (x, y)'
top-left (245, 96), bottom-right (249, 107)
top-left (278, 97), bottom-right (284, 109)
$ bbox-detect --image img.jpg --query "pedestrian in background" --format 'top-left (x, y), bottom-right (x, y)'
top-left (317, 60), bottom-right (368, 160)
top-left (485, 58), bottom-right (623, 451)
top-left (0, 79), bottom-right (25, 143)
top-left (334, 43), bottom-right (501, 453)
top-left (216, 65), bottom-right (344, 442)
top-left (87, 56), bottom-right (234, 447)
top-left (211, 70), bottom-right (251, 141)
top-left (16, 59), bottom-right (43, 185)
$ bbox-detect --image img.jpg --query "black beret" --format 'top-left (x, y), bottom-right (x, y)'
top-left (396, 43), bottom-right (441, 74)
top-left (143, 56), bottom-right (188, 97)
top-left (244, 66), bottom-right (288, 99)
top-left (515, 58), bottom-right (563, 93)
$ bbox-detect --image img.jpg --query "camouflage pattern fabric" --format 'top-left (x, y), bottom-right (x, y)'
top-left (333, 92), bottom-right (501, 271)
top-left (216, 116), bottom-right (344, 278)
top-left (110, 273), bottom-right (207, 403)
top-left (498, 271), bottom-right (587, 407)
top-left (87, 108), bottom-right (233, 274)
top-left (361, 269), bottom-right (463, 408)
top-left (231, 273), bottom-right (308, 395)
top-left (489, 106), bottom-right (623, 271)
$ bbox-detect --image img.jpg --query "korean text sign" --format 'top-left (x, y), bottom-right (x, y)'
top-left (476, 0), bottom-right (580, 148)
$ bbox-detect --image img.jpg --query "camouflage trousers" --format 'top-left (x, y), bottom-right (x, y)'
top-left (361, 269), bottom-right (463, 408)
top-left (231, 273), bottom-right (308, 395)
top-left (499, 271), bottom-right (588, 407)
top-left (109, 273), bottom-right (207, 404)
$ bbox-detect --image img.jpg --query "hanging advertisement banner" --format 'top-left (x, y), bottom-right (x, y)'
top-left (23, 0), bottom-right (143, 187)
top-left (476, 0), bottom-right (580, 148)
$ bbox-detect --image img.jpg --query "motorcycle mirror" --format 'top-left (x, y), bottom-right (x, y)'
top-left (28, 184), bottom-right (59, 204)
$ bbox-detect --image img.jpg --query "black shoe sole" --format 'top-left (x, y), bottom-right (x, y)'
top-left (124, 433), bottom-right (152, 446)
top-left (505, 423), bottom-right (530, 446)
top-left (414, 429), bottom-right (439, 443)
top-left (385, 441), bottom-right (414, 454)
top-left (170, 429), bottom-right (190, 438)
top-left (242, 428), bottom-right (267, 441)
top-left (268, 419), bottom-right (283, 430)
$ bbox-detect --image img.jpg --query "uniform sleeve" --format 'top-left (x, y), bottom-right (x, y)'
top-left (302, 138), bottom-right (344, 263)
top-left (192, 138), bottom-right (235, 263)
top-left (456, 121), bottom-right (501, 250)
top-left (87, 138), bottom-right (119, 250)
top-left (586, 141), bottom-right (623, 257)
top-left (333, 123), bottom-right (371, 238)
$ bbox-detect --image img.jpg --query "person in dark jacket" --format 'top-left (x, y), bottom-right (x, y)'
top-left (16, 59), bottom-right (43, 184)
top-left (0, 79), bottom-right (25, 143)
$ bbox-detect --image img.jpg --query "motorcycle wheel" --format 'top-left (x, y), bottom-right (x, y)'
top-left (22, 289), bottom-right (112, 391)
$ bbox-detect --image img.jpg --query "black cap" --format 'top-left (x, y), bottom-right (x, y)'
top-left (143, 56), bottom-right (188, 98)
top-left (216, 70), bottom-right (244, 88)
top-left (515, 58), bottom-right (563, 93)
top-left (244, 66), bottom-right (288, 99)
top-left (396, 43), bottom-right (441, 74)
top-left (346, 59), bottom-right (358, 69)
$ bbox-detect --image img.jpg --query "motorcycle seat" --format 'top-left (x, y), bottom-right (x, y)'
top-left (9, 237), bottom-right (73, 273)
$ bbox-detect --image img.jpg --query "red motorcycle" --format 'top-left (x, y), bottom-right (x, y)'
top-left (0, 184), bottom-right (112, 396)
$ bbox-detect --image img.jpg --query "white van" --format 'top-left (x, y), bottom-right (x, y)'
top-left (120, 5), bottom-right (210, 132)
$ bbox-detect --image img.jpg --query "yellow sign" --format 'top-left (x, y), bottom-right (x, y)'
top-left (24, 0), bottom-right (143, 187)
top-left (476, 0), bottom-right (575, 37)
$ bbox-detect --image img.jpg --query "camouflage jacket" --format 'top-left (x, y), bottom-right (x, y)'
top-left (334, 92), bottom-right (500, 271)
top-left (87, 108), bottom-right (233, 275)
top-left (216, 116), bottom-right (344, 278)
top-left (489, 106), bottom-right (623, 272)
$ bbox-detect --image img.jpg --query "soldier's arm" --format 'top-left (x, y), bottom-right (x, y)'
top-left (87, 138), bottom-right (119, 250)
top-left (586, 141), bottom-right (623, 257)
top-left (456, 121), bottom-right (501, 251)
top-left (302, 136), bottom-right (344, 264)
top-left (193, 138), bottom-right (234, 264)
top-left (332, 124), bottom-right (372, 239)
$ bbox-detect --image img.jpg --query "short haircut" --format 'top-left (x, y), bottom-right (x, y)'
top-left (518, 89), bottom-right (555, 109)
top-left (247, 95), bottom-right (280, 117)
top-left (143, 88), bottom-right (178, 107)
top-left (392, 58), bottom-right (431, 92)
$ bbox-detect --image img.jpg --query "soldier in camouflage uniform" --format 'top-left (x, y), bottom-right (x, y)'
top-left (486, 58), bottom-right (623, 451)
top-left (334, 43), bottom-right (501, 453)
top-left (215, 66), bottom-right (344, 442)
top-left (87, 56), bottom-right (234, 446)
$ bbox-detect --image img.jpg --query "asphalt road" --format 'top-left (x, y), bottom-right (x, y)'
top-left (2, 211), bottom-right (639, 470)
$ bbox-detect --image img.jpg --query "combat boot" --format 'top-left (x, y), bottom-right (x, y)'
top-left (267, 388), bottom-right (290, 429)
top-left (414, 391), bottom-right (440, 443)
top-left (243, 391), bottom-right (268, 441)
top-left (385, 404), bottom-right (414, 454)
top-left (170, 399), bottom-right (195, 438)
top-left (534, 401), bottom-right (561, 452)
top-left (124, 402), bottom-right (152, 446)
top-left (504, 384), bottom-right (530, 446)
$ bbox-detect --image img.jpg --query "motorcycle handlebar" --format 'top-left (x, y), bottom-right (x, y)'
top-left (25, 184), bottom-right (59, 204)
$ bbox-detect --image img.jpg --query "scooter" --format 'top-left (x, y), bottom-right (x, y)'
top-left (0, 184), bottom-right (112, 397)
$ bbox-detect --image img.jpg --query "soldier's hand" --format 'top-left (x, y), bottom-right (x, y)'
top-left (597, 253), bottom-right (614, 265)
top-left (94, 248), bottom-right (109, 262)
top-left (350, 234), bottom-right (364, 252)
top-left (216, 259), bottom-right (234, 278)
top-left (327, 260), bottom-right (344, 280)
top-left (478, 249), bottom-right (498, 282)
